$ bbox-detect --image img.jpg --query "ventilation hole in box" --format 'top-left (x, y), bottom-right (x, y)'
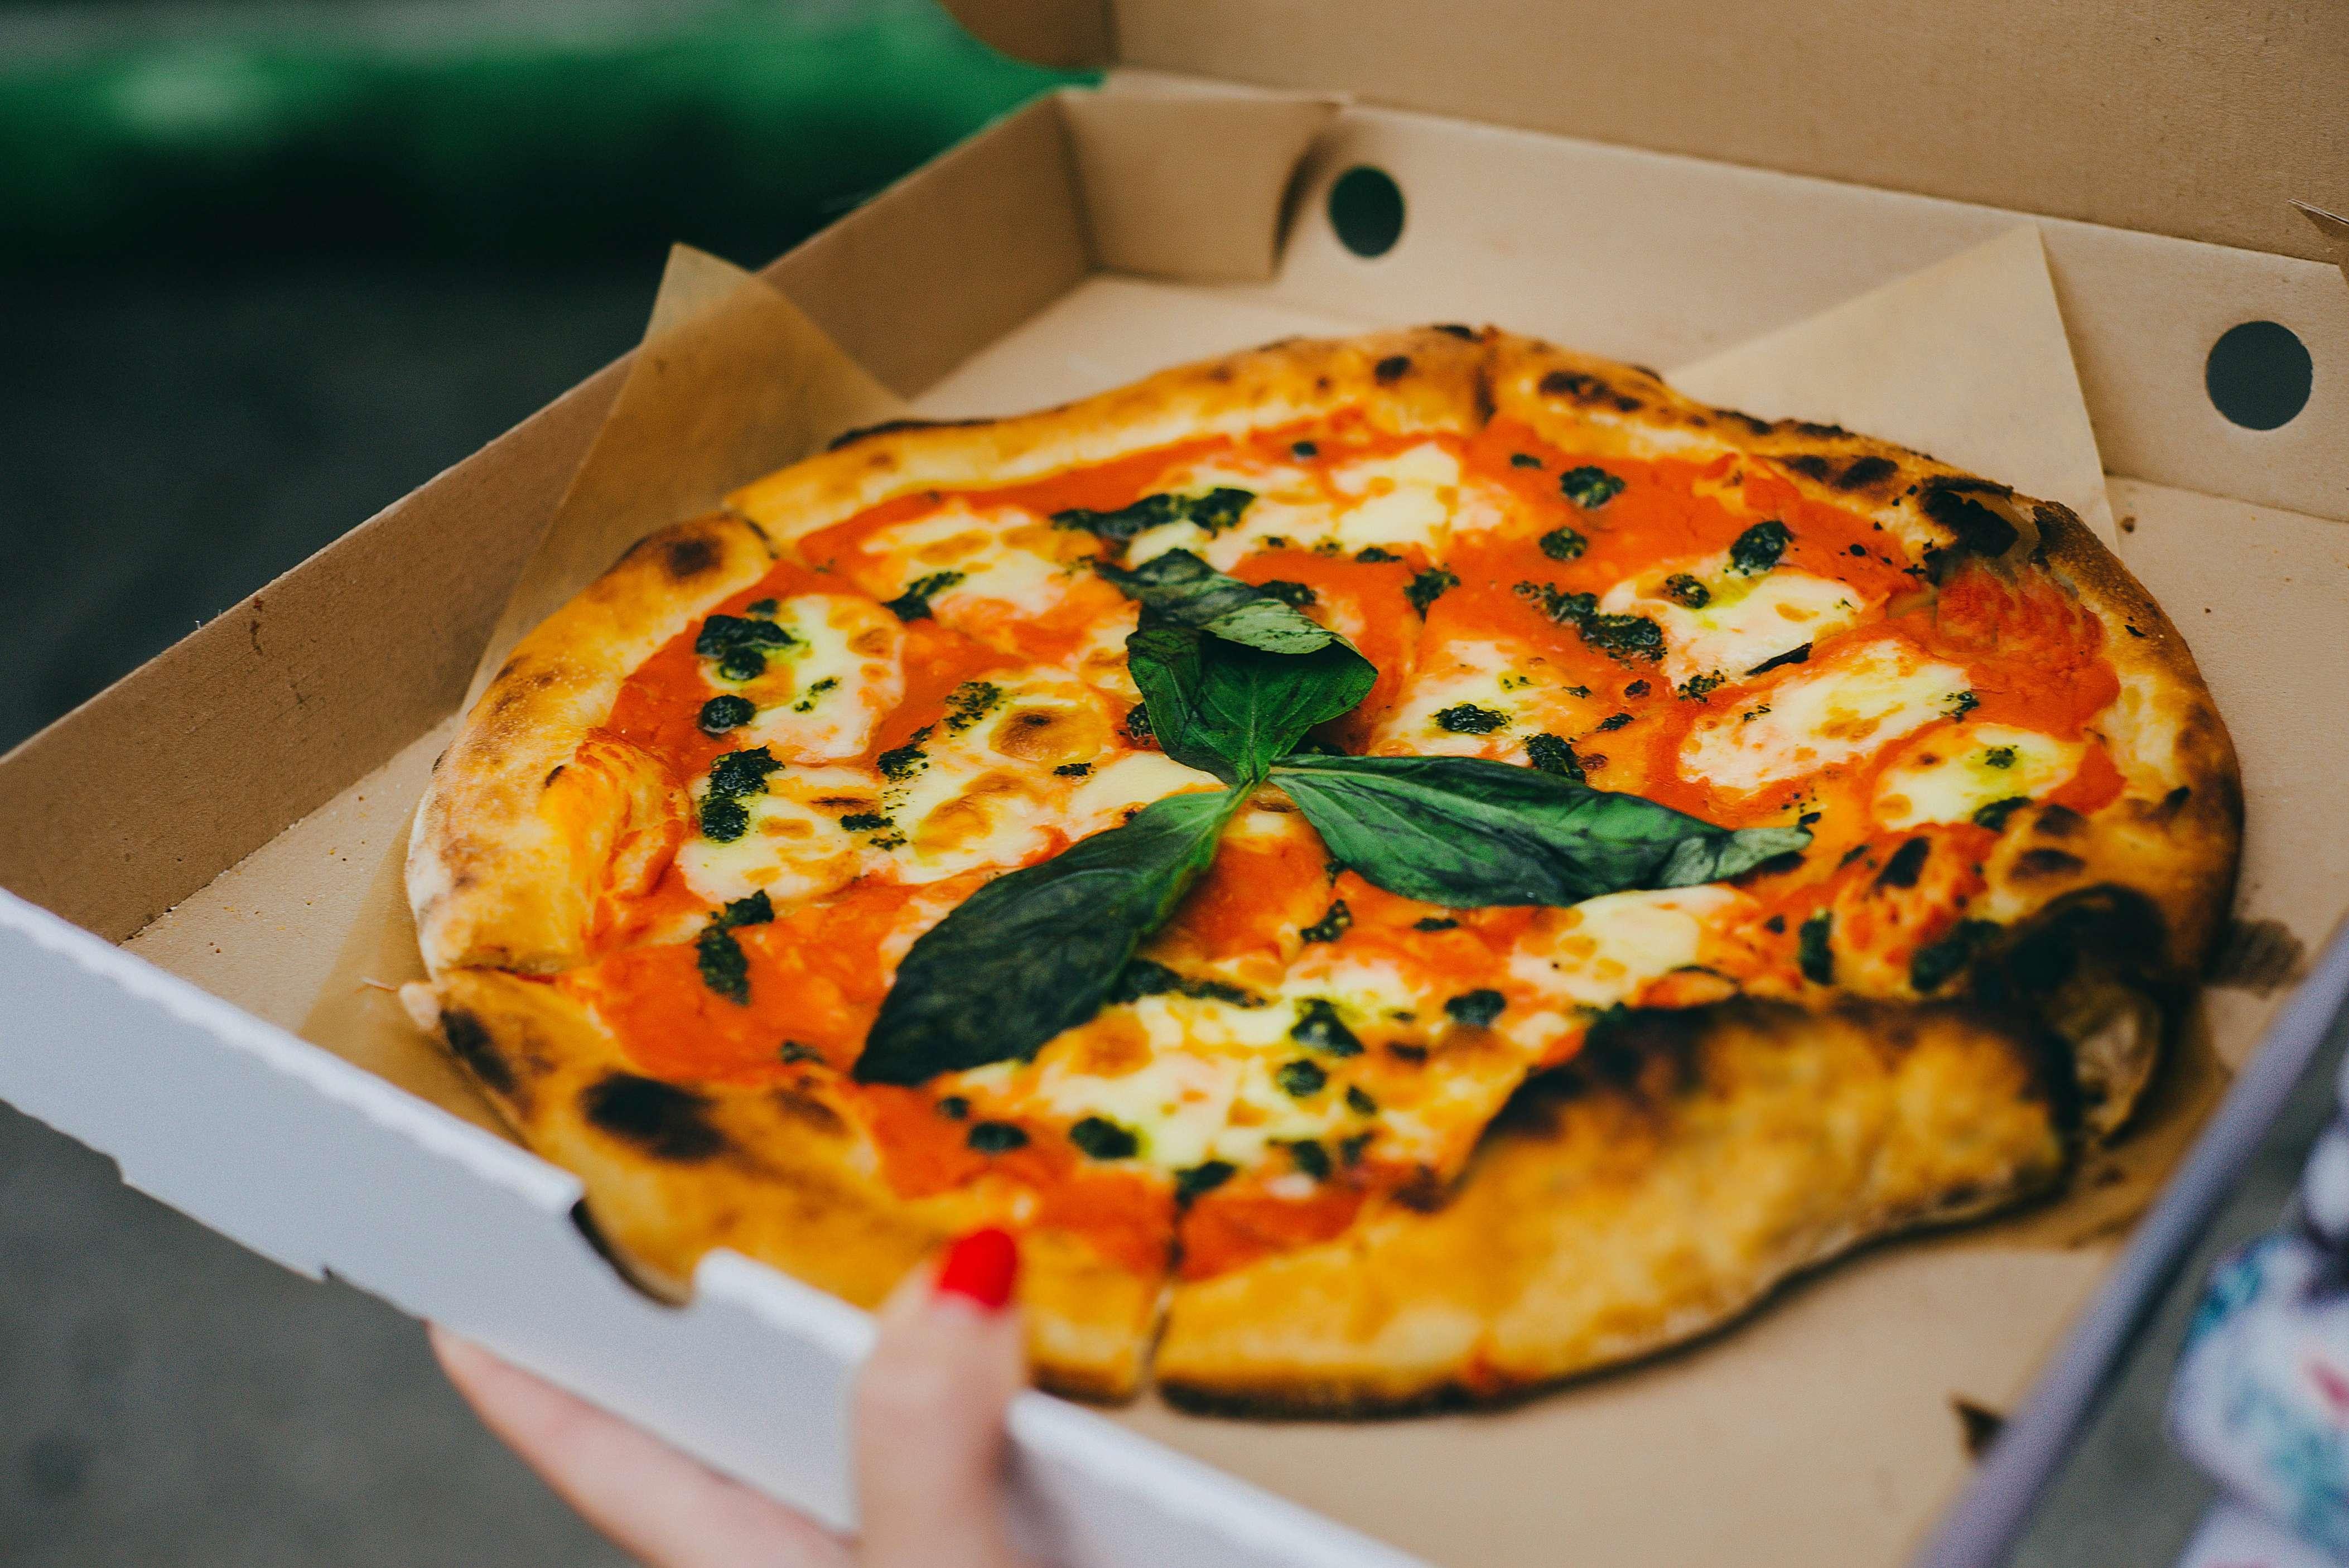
top-left (2206, 321), bottom-right (2312, 430)
top-left (1328, 166), bottom-right (1404, 258)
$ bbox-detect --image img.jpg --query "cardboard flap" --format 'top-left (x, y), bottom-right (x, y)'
top-left (1059, 86), bottom-right (1342, 283)
top-left (1091, 0), bottom-right (2349, 266)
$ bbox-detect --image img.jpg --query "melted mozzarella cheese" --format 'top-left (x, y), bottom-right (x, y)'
top-left (1680, 639), bottom-right (1971, 798)
top-left (1328, 441), bottom-right (1461, 554)
top-left (1873, 724), bottom-right (2083, 829)
top-left (736, 595), bottom-right (904, 761)
top-left (1600, 554), bottom-right (1863, 687)
top-left (880, 668), bottom-right (1106, 882)
top-left (860, 500), bottom-right (1083, 623)
top-left (1508, 886), bottom-right (1748, 1009)
top-left (1062, 751), bottom-right (1224, 838)
top-left (1369, 635), bottom-right (1593, 758)
top-left (675, 765), bottom-right (881, 909)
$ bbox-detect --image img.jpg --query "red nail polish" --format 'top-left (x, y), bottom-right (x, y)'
top-left (934, 1227), bottom-right (1018, 1310)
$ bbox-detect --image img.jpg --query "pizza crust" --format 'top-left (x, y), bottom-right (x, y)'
top-left (1151, 1000), bottom-right (2068, 1416)
top-left (411, 969), bottom-right (1163, 1400)
top-left (408, 325), bottom-right (2241, 1412)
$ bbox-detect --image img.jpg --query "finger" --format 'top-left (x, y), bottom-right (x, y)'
top-left (431, 1326), bottom-right (850, 1568)
top-left (853, 1229), bottom-right (1034, 1568)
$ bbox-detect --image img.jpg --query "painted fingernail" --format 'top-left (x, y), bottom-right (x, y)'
top-left (934, 1227), bottom-right (1018, 1310)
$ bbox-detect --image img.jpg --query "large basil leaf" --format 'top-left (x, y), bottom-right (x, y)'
top-left (1097, 550), bottom-right (1340, 654)
top-left (853, 788), bottom-right (1243, 1085)
top-left (1126, 626), bottom-right (1375, 785)
top-left (1269, 754), bottom-right (1809, 906)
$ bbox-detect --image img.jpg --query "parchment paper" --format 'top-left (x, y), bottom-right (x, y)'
top-left (1673, 225), bottom-right (2120, 546)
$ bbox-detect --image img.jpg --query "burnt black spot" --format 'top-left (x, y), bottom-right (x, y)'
top-left (2014, 848), bottom-right (2087, 880)
top-left (2034, 804), bottom-right (2086, 838)
top-left (1374, 354), bottom-right (1411, 383)
top-left (581, 1074), bottom-right (723, 1161)
top-left (1538, 369), bottom-right (1612, 404)
top-left (664, 537), bottom-right (718, 580)
top-left (440, 1009), bottom-right (514, 1096)
top-left (2211, 918), bottom-right (2307, 993)
top-left (543, 764), bottom-right (566, 787)
top-left (1786, 454), bottom-right (1831, 480)
top-left (1731, 411), bottom-right (1772, 435)
top-left (2158, 785), bottom-right (2192, 819)
top-left (1877, 837), bottom-right (1931, 889)
top-left (1837, 455), bottom-right (1899, 490)
top-left (1920, 481), bottom-right (2020, 561)
top-left (1433, 322), bottom-right (1478, 340)
top-left (824, 414), bottom-right (986, 451)
top-left (1792, 419), bottom-right (1851, 438)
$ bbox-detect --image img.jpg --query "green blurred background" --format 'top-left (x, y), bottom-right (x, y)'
top-left (0, 6), bottom-right (1078, 1562)
top-left (3, 0), bottom-right (1084, 264)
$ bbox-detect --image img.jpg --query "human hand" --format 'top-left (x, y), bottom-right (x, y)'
top-left (433, 1228), bottom-right (1037, 1568)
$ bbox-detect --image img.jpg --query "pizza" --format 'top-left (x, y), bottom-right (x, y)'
top-left (403, 327), bottom-right (2239, 1412)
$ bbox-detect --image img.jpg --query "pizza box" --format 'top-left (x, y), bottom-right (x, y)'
top-left (2, 3), bottom-right (2345, 1562)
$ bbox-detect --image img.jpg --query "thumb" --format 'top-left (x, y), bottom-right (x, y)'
top-left (852, 1228), bottom-right (1034, 1568)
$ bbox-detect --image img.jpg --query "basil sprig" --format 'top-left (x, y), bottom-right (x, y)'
top-left (1102, 552), bottom-right (1375, 785)
top-left (1269, 754), bottom-right (1807, 906)
top-left (854, 790), bottom-right (1243, 1085)
top-left (851, 548), bottom-right (1810, 1086)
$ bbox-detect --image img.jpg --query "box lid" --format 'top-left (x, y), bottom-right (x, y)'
top-left (944, 0), bottom-right (2349, 265)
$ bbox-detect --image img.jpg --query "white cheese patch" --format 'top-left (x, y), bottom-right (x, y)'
top-left (675, 765), bottom-right (881, 909)
top-left (1872, 724), bottom-right (2083, 829)
top-left (1062, 751), bottom-right (1224, 839)
top-left (1508, 886), bottom-right (1749, 1009)
top-left (736, 595), bottom-right (904, 762)
top-left (1327, 441), bottom-right (1462, 555)
top-left (1369, 635), bottom-right (1587, 759)
top-left (860, 499), bottom-right (1081, 624)
top-left (1680, 638), bottom-right (1972, 798)
top-left (1121, 452), bottom-right (1333, 570)
top-left (880, 668), bottom-right (1104, 882)
top-left (1600, 554), bottom-right (1863, 687)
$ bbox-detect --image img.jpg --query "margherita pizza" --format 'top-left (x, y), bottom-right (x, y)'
top-left (404, 328), bottom-right (2239, 1411)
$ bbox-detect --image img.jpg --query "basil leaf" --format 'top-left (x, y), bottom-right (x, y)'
top-left (854, 789), bottom-right (1243, 1085)
top-left (1100, 551), bottom-right (1376, 784)
top-left (1055, 488), bottom-right (1254, 544)
top-left (1096, 550), bottom-right (1338, 654)
top-left (1126, 626), bottom-right (1375, 785)
top-left (1269, 754), bottom-right (1809, 906)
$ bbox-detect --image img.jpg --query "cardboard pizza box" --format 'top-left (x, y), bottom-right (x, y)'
top-left (2, 3), bottom-right (2346, 1562)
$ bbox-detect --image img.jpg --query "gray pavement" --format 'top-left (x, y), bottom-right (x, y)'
top-left (1, 256), bottom-right (655, 1566)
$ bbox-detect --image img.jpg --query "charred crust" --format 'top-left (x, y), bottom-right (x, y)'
top-left (581, 1074), bottom-right (725, 1161)
top-left (1791, 419), bottom-right (1851, 439)
top-left (1786, 454), bottom-right (1832, 480)
top-left (1836, 455), bottom-right (1899, 490)
top-left (1373, 354), bottom-right (1412, 383)
top-left (1432, 323), bottom-right (1479, 341)
top-left (1877, 837), bottom-right (1931, 889)
top-left (768, 1089), bottom-right (848, 1137)
top-left (1539, 369), bottom-right (1610, 405)
top-left (2013, 848), bottom-right (2087, 880)
top-left (663, 535), bottom-right (718, 580)
top-left (543, 764), bottom-right (566, 788)
top-left (440, 1008), bottom-right (515, 1096)
top-left (2033, 804), bottom-right (2086, 839)
top-left (824, 415), bottom-right (986, 452)
top-left (1919, 481), bottom-right (2020, 561)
